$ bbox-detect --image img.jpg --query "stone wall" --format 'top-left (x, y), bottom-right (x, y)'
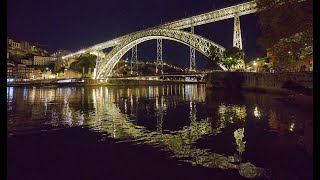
top-left (207, 72), bottom-right (313, 95)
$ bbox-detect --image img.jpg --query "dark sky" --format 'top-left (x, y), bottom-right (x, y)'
top-left (7, 0), bottom-right (264, 68)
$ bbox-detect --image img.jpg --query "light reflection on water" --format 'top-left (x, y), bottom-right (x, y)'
top-left (7, 85), bottom-right (312, 179)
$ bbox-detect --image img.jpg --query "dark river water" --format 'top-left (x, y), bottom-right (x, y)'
top-left (7, 85), bottom-right (313, 180)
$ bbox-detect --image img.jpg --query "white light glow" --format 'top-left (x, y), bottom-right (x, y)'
top-left (254, 106), bottom-right (261, 119)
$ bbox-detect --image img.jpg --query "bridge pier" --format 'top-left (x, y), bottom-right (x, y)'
top-left (233, 13), bottom-right (242, 49)
top-left (156, 39), bottom-right (163, 74)
top-left (92, 50), bottom-right (105, 79)
top-left (131, 44), bottom-right (138, 75)
top-left (190, 20), bottom-right (196, 71)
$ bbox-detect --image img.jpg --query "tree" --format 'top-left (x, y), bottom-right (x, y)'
top-left (54, 58), bottom-right (67, 72)
top-left (257, 0), bottom-right (313, 69)
top-left (140, 64), bottom-right (152, 75)
top-left (225, 47), bottom-right (245, 61)
top-left (69, 54), bottom-right (97, 73)
top-left (224, 47), bottom-right (245, 71)
top-left (205, 46), bottom-right (223, 70)
top-left (48, 62), bottom-right (55, 71)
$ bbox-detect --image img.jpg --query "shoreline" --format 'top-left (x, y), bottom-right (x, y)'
top-left (7, 80), bottom-right (206, 87)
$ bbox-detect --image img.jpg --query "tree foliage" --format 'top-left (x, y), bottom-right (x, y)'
top-left (257, 0), bottom-right (313, 68)
top-left (206, 46), bottom-right (245, 71)
top-left (205, 46), bottom-right (223, 70)
top-left (48, 62), bottom-right (55, 71)
top-left (223, 57), bottom-right (237, 71)
top-left (223, 47), bottom-right (245, 71)
top-left (69, 54), bottom-right (97, 73)
top-left (225, 47), bottom-right (245, 61)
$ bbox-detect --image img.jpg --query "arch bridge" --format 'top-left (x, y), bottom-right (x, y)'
top-left (95, 28), bottom-right (226, 79)
top-left (61, 1), bottom-right (258, 79)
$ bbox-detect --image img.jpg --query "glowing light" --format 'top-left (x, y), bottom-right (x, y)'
top-left (253, 106), bottom-right (261, 119)
top-left (289, 123), bottom-right (295, 131)
top-left (234, 128), bottom-right (246, 155)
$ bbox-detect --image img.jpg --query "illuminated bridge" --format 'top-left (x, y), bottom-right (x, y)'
top-left (62, 1), bottom-right (257, 79)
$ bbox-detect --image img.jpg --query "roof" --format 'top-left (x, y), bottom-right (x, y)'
top-left (7, 62), bottom-right (15, 67)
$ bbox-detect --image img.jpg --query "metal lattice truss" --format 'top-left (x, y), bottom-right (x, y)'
top-left (156, 39), bottom-right (163, 74)
top-left (190, 23), bottom-right (196, 71)
top-left (62, 1), bottom-right (257, 59)
top-left (233, 14), bottom-right (242, 49)
top-left (96, 28), bottom-right (226, 79)
top-left (130, 45), bottom-right (138, 74)
top-left (158, 1), bottom-right (256, 30)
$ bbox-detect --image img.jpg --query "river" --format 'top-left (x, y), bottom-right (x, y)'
top-left (7, 85), bottom-right (312, 179)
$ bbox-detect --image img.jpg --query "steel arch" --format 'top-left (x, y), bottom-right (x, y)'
top-left (96, 28), bottom-right (227, 78)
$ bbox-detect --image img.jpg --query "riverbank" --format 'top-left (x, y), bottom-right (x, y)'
top-left (106, 78), bottom-right (205, 86)
top-left (7, 78), bottom-right (205, 87)
top-left (206, 72), bottom-right (313, 96)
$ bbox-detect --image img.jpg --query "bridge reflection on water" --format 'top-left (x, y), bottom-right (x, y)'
top-left (7, 85), bottom-right (312, 179)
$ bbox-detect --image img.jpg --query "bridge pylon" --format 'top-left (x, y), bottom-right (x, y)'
top-left (156, 39), bottom-right (163, 74)
top-left (91, 50), bottom-right (105, 79)
top-left (130, 44), bottom-right (138, 75)
top-left (190, 20), bottom-right (196, 71)
top-left (233, 13), bottom-right (242, 49)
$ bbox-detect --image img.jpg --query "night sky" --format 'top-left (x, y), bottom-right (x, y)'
top-left (8, 0), bottom-right (264, 68)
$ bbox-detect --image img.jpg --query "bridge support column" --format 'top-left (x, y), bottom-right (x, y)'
top-left (190, 23), bottom-right (196, 71)
top-left (156, 39), bottom-right (163, 74)
top-left (233, 13), bottom-right (242, 49)
top-left (94, 51), bottom-right (104, 79)
top-left (130, 44), bottom-right (138, 75)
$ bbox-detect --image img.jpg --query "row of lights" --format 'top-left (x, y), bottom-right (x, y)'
top-left (62, 41), bottom-right (119, 59)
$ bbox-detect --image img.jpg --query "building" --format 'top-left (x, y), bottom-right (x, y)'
top-left (232, 59), bottom-right (246, 71)
top-left (33, 69), bottom-right (43, 80)
top-left (7, 63), bottom-right (16, 79)
top-left (33, 56), bottom-right (56, 65)
top-left (20, 41), bottom-right (32, 51)
top-left (16, 64), bottom-right (27, 79)
top-left (8, 40), bottom-right (21, 49)
top-left (25, 67), bottom-right (35, 79)
top-left (21, 59), bottom-right (33, 65)
top-left (246, 57), bottom-right (273, 72)
top-left (7, 37), bottom-right (51, 57)
top-left (12, 64), bottom-right (35, 79)
top-left (42, 70), bottom-right (56, 79)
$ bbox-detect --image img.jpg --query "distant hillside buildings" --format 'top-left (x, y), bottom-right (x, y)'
top-left (33, 56), bottom-right (56, 65)
top-left (6, 37), bottom-right (78, 80)
top-left (7, 37), bottom-right (49, 55)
